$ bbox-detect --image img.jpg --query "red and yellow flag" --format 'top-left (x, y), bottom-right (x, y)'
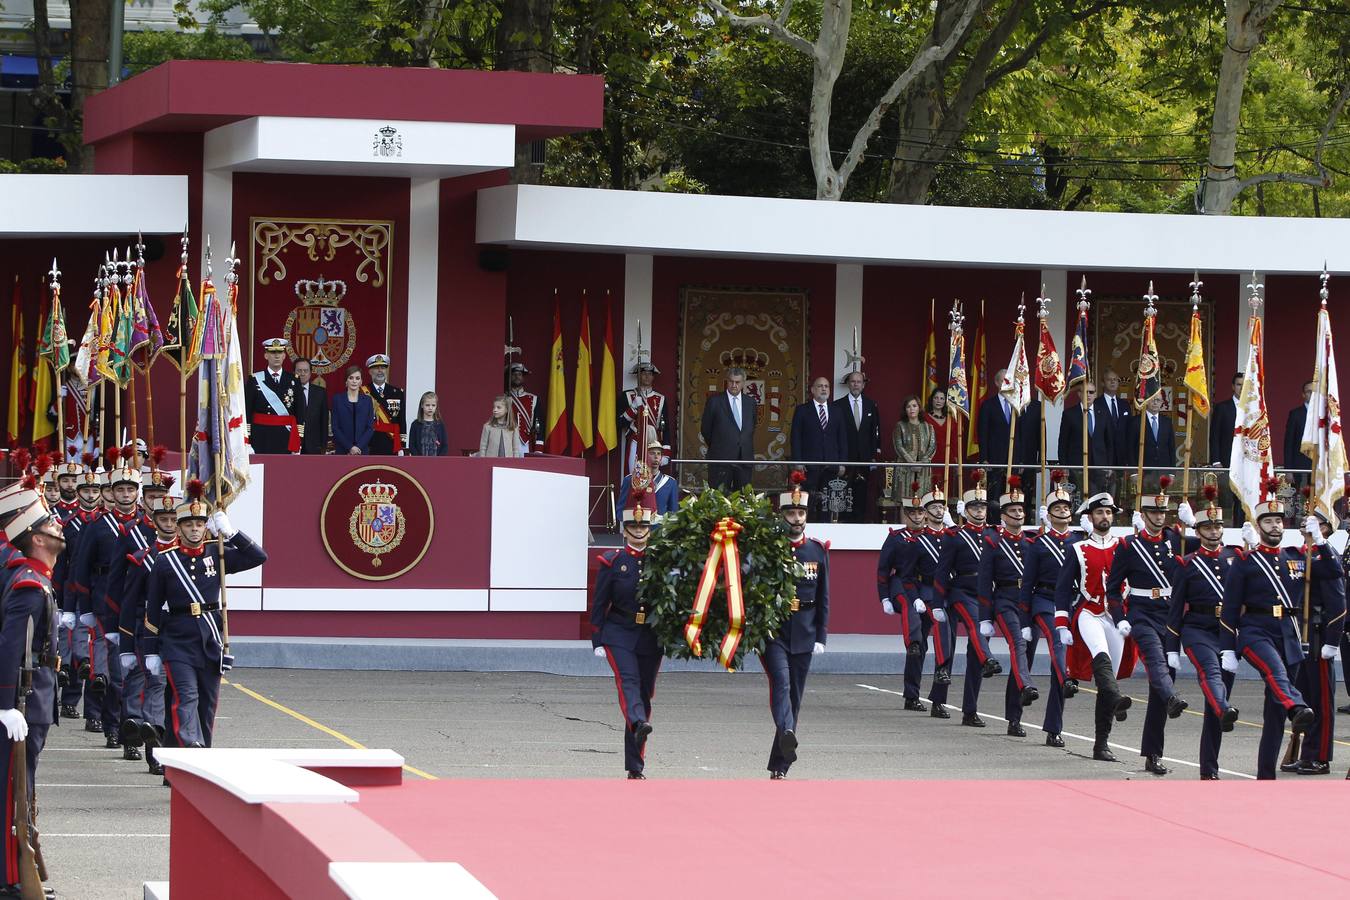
top-left (544, 293), bottom-right (570, 454)
top-left (594, 294), bottom-right (618, 456)
top-left (966, 308), bottom-right (986, 458)
top-left (921, 299), bottom-right (940, 408)
top-left (570, 293), bottom-right (594, 456)
top-left (31, 294), bottom-right (55, 449)
top-left (7, 278), bottom-right (29, 444)
top-left (1183, 309), bottom-right (1209, 418)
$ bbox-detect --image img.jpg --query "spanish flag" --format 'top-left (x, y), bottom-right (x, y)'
top-left (570, 293), bottom-right (594, 456)
top-left (920, 299), bottom-right (940, 408)
top-left (544, 292), bottom-right (570, 454)
top-left (31, 294), bottom-right (55, 449)
top-left (1183, 308), bottom-right (1209, 419)
top-left (7, 279), bottom-right (27, 445)
top-left (594, 294), bottom-right (618, 456)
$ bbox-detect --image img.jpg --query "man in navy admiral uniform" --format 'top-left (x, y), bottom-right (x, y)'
top-left (1285, 507), bottom-right (1346, 775)
top-left (365, 354), bottom-right (407, 456)
top-left (616, 429), bottom-right (678, 520)
top-left (0, 487), bottom-right (63, 899)
top-left (764, 474), bottom-right (829, 779)
top-left (877, 480), bottom-right (926, 710)
top-left (977, 475), bottom-right (1038, 737)
top-left (1221, 482), bottom-right (1342, 779)
top-left (932, 471), bottom-right (1001, 728)
top-left (1020, 471), bottom-right (1081, 748)
top-left (143, 483), bottom-right (267, 763)
top-left (590, 489), bottom-right (662, 779)
top-left (245, 338), bottom-right (302, 455)
top-left (1165, 484), bottom-right (1240, 779)
top-left (1105, 475), bottom-right (1190, 776)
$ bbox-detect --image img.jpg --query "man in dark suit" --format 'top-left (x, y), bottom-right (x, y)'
top-left (293, 358), bottom-right (329, 455)
top-left (976, 368), bottom-right (1014, 511)
top-left (1209, 372), bottom-right (1243, 524)
top-left (1014, 398), bottom-right (1042, 489)
top-left (1284, 380), bottom-right (1314, 488)
top-left (245, 338), bottom-right (302, 454)
top-left (1095, 369), bottom-right (1133, 467)
top-left (790, 376), bottom-right (846, 500)
top-left (832, 371), bottom-right (880, 521)
top-left (701, 367), bottom-right (757, 490)
top-left (1126, 395), bottom-right (1176, 492)
top-left (1058, 382), bottom-right (1113, 497)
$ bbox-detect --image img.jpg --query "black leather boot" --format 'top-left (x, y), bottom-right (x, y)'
top-left (1091, 652), bottom-right (1131, 721)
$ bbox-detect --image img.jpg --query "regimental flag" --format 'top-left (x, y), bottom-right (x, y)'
top-left (129, 265), bottom-right (165, 372)
top-left (921, 301), bottom-right (940, 408)
top-left (163, 259), bottom-right (201, 374)
top-left (1301, 300), bottom-right (1348, 521)
top-left (544, 294), bottom-right (570, 454)
top-left (1183, 308), bottom-right (1210, 419)
top-left (947, 324), bottom-right (970, 420)
top-left (189, 270), bottom-right (250, 506)
top-left (966, 313), bottom-right (986, 457)
top-left (1229, 315), bottom-right (1273, 519)
top-left (7, 279), bottom-right (28, 444)
top-left (94, 276), bottom-right (118, 382)
top-left (1034, 316), bottom-right (1065, 402)
top-left (31, 295), bottom-right (55, 449)
top-left (570, 294), bottom-right (594, 456)
top-left (1067, 306), bottom-right (1090, 388)
top-left (74, 286), bottom-right (102, 387)
top-left (1135, 311), bottom-right (1162, 411)
top-left (594, 295), bottom-right (618, 456)
top-left (999, 318), bottom-right (1032, 413)
top-left (39, 279), bottom-right (70, 374)
top-left (110, 277), bottom-right (138, 388)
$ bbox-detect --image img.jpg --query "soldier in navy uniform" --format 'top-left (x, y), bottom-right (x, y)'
top-left (932, 471), bottom-right (1001, 728)
top-left (1020, 471), bottom-right (1081, 748)
top-left (977, 475), bottom-right (1039, 737)
top-left (915, 486), bottom-right (955, 717)
top-left (1105, 476), bottom-right (1190, 776)
top-left (1285, 507), bottom-right (1346, 775)
top-left (1165, 483), bottom-right (1241, 780)
top-left (143, 482), bottom-right (267, 766)
top-left (1221, 481), bottom-right (1343, 779)
top-left (590, 488), bottom-right (663, 779)
top-left (877, 480), bottom-right (925, 709)
top-left (245, 338), bottom-right (302, 455)
top-left (365, 354), bottom-right (407, 456)
top-left (0, 488), bottom-right (63, 900)
top-left (764, 474), bottom-right (828, 778)
top-left (57, 455), bottom-right (100, 720)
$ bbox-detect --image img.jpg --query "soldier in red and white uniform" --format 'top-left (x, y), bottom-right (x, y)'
top-left (1054, 492), bottom-right (1134, 762)
top-left (620, 354), bottom-right (671, 477)
top-left (506, 362), bottom-right (545, 455)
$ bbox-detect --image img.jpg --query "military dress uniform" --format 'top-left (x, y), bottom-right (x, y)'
top-left (977, 502), bottom-right (1039, 733)
top-left (119, 532), bottom-right (174, 773)
top-left (932, 485), bottom-right (1001, 724)
top-left (620, 389), bottom-right (671, 478)
top-left (591, 492), bottom-right (662, 778)
top-left (909, 489), bottom-right (952, 715)
top-left (245, 340), bottom-right (302, 454)
top-left (109, 507), bottom-right (157, 759)
top-left (508, 382), bottom-right (546, 455)
top-left (1294, 529), bottom-right (1347, 773)
top-left (876, 519), bottom-right (923, 702)
top-left (764, 529), bottom-right (829, 777)
top-left (365, 355), bottom-right (406, 456)
top-left (56, 488), bottom-right (98, 718)
top-left (1221, 495), bottom-right (1343, 779)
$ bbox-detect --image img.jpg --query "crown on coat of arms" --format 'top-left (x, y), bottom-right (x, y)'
top-left (719, 347), bottom-right (770, 377)
top-left (359, 480), bottom-right (399, 504)
top-left (294, 276), bottom-right (349, 308)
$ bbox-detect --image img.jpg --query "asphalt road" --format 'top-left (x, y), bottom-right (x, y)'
top-left (38, 669), bottom-right (1348, 899)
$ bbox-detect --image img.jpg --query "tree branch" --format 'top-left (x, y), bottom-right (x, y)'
top-left (705, 0), bottom-right (816, 58)
top-left (985, 1), bottom-right (1120, 88)
top-left (836, 0), bottom-right (982, 187)
top-left (1232, 79), bottom-right (1347, 193)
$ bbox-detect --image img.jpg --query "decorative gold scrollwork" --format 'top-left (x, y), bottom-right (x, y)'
top-left (254, 221), bottom-right (390, 287)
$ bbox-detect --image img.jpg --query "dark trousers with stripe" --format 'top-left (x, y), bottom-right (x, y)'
top-left (0, 723), bottom-right (48, 890)
top-left (762, 640), bottom-right (811, 774)
top-left (165, 658), bottom-right (221, 747)
top-left (602, 644), bottom-right (661, 774)
top-left (929, 587), bottom-right (990, 716)
top-left (1032, 609), bottom-right (1069, 736)
top-left (903, 596), bottom-right (934, 702)
top-left (1297, 640), bottom-right (1336, 764)
top-left (1241, 638), bottom-right (1304, 780)
top-left (57, 622), bottom-right (85, 710)
top-left (100, 642), bottom-right (123, 735)
top-left (994, 597), bottom-right (1033, 725)
top-left (121, 657), bottom-right (167, 734)
top-left (1128, 606), bottom-right (1176, 759)
top-left (1182, 635), bottom-right (1235, 779)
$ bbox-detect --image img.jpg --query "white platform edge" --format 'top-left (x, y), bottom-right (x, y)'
top-left (154, 748), bottom-right (383, 804)
top-left (330, 862), bottom-right (498, 900)
top-left (143, 881), bottom-right (168, 900)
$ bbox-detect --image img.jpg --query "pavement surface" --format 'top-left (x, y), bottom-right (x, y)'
top-left (38, 669), bottom-right (1349, 899)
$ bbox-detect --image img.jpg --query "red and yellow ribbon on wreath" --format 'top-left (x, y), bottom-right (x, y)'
top-left (684, 516), bottom-right (745, 671)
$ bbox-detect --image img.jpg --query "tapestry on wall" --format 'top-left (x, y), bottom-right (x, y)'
top-left (677, 286), bottom-right (809, 491)
top-left (248, 218), bottom-right (394, 386)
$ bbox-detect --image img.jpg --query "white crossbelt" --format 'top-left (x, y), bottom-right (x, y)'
top-left (1128, 586), bottom-right (1172, 599)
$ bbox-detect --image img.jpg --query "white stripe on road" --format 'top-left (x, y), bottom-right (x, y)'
top-left (855, 683), bottom-right (1257, 780)
top-left (38, 783), bottom-right (167, 788)
top-left (41, 833), bottom-right (169, 838)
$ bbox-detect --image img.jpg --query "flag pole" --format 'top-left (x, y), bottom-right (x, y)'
top-left (1303, 268), bottom-right (1332, 640)
top-left (1005, 296), bottom-right (1025, 488)
top-left (179, 233), bottom-right (190, 484)
top-left (1076, 278), bottom-right (1091, 502)
top-left (1135, 282), bottom-right (1157, 507)
top-left (1182, 274), bottom-right (1203, 498)
top-left (215, 240), bottom-right (234, 659)
top-left (124, 249), bottom-right (139, 460)
top-left (47, 260), bottom-right (63, 461)
top-left (137, 234), bottom-right (157, 451)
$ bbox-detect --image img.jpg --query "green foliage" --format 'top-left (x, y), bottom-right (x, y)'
top-left (0, 157), bottom-right (69, 174)
top-left (123, 28), bottom-right (257, 74)
top-left (640, 487), bottom-right (800, 669)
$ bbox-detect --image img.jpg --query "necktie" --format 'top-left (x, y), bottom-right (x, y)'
top-left (1088, 408), bottom-right (1095, 436)
top-left (732, 395), bottom-right (741, 428)
top-left (1151, 415), bottom-right (1159, 440)
top-left (1109, 397), bottom-right (1116, 418)
top-left (853, 397), bottom-right (861, 427)
top-left (818, 403), bottom-right (827, 429)
top-left (1001, 398), bottom-right (1010, 423)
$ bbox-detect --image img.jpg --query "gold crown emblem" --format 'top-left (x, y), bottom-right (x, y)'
top-left (358, 480), bottom-right (399, 504)
top-left (718, 347), bottom-right (770, 377)
top-left (294, 276), bottom-right (349, 308)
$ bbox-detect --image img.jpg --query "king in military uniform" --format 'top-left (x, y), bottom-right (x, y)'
top-left (364, 353), bottom-right (406, 455)
top-left (245, 338), bottom-right (302, 454)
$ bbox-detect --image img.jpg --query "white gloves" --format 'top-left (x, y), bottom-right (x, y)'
top-left (1241, 522), bottom-right (1259, 548)
top-left (1178, 501), bottom-right (1196, 527)
top-left (1322, 644), bottom-right (1338, 661)
top-left (144, 655), bottom-right (164, 677)
top-left (119, 653), bottom-right (137, 671)
top-left (1132, 511), bottom-right (1146, 533)
top-left (1220, 650), bottom-right (1239, 673)
top-left (978, 621), bottom-right (995, 638)
top-left (1117, 619), bottom-right (1133, 638)
top-left (208, 510), bottom-right (237, 539)
top-left (1305, 516), bottom-right (1324, 545)
top-left (942, 509), bottom-right (956, 528)
top-left (1079, 515), bottom-right (1092, 532)
top-left (931, 608), bottom-right (948, 623)
top-left (60, 612), bottom-right (76, 630)
top-left (1038, 506), bottom-right (1049, 526)
top-left (1057, 626), bottom-right (1074, 646)
top-left (881, 600), bottom-right (895, 616)
top-left (913, 598), bottom-right (927, 615)
top-left (1166, 651), bottom-right (1180, 670)
top-left (593, 647), bottom-right (606, 658)
top-left (956, 500), bottom-right (966, 518)
top-left (79, 612), bottom-right (95, 627)
top-left (0, 709), bottom-right (27, 742)
top-left (105, 632), bottom-right (119, 647)
top-left (812, 642), bottom-right (826, 655)
top-left (1021, 627), bottom-right (1032, 642)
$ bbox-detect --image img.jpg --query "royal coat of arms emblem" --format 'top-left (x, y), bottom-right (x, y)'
top-left (284, 276), bottom-right (358, 377)
top-left (373, 125), bottom-right (403, 158)
top-left (348, 480), bottom-right (406, 567)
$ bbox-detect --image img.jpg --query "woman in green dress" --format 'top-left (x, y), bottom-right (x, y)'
top-left (892, 394), bottom-right (935, 500)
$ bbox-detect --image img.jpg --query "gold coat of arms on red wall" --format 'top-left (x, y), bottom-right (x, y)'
top-left (321, 465), bottom-right (434, 581)
top-left (284, 276), bottom-right (358, 376)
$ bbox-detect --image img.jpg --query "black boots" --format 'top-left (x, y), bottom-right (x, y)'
top-left (1091, 652), bottom-right (1130, 762)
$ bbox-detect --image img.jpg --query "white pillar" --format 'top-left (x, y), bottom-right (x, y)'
top-left (833, 264), bottom-right (864, 398)
top-left (622, 254), bottom-right (653, 391)
top-left (1040, 268), bottom-right (1069, 463)
top-left (405, 177), bottom-right (441, 404)
top-left (200, 167), bottom-right (232, 330)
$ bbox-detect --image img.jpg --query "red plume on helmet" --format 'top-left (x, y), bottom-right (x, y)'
top-left (20, 474), bottom-right (37, 491)
top-left (790, 469), bottom-right (807, 486)
top-left (1007, 474), bottom-right (1022, 490)
top-left (186, 479), bottom-right (206, 501)
top-left (122, 443), bottom-right (135, 465)
top-left (11, 448), bottom-right (31, 474)
top-left (81, 451), bottom-right (96, 467)
top-left (34, 453), bottom-right (52, 477)
top-left (66, 443), bottom-right (78, 459)
top-left (150, 445), bottom-right (168, 468)
top-left (1158, 474), bottom-right (1174, 491)
top-left (161, 473), bottom-right (176, 489)
top-left (910, 479), bottom-right (920, 496)
top-left (106, 446), bottom-right (121, 467)
top-left (1301, 485), bottom-right (1312, 499)
top-left (1051, 468), bottom-right (1066, 484)
top-left (1202, 483), bottom-right (1219, 502)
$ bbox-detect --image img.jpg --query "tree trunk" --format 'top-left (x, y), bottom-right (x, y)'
top-left (68, 0), bottom-right (111, 172)
top-left (495, 0), bottom-right (553, 184)
top-left (29, 0), bottom-right (66, 138)
top-left (808, 0), bottom-right (853, 200)
top-left (887, 68), bottom-right (945, 204)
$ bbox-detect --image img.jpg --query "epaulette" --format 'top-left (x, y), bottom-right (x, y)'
top-left (889, 527), bottom-right (902, 535)
top-left (810, 537), bottom-right (830, 550)
top-left (1175, 555), bottom-right (1191, 568)
top-left (6, 557), bottom-right (24, 570)
top-left (984, 534), bottom-right (998, 546)
top-left (596, 550), bottom-right (617, 568)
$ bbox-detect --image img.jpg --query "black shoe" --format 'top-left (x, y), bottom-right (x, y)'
top-left (123, 744), bottom-right (142, 761)
top-left (104, 731), bottom-right (120, 749)
top-left (934, 665), bottom-right (952, 685)
top-left (1221, 707), bottom-right (1239, 733)
top-left (119, 718), bottom-right (143, 747)
top-left (769, 771), bottom-right (787, 780)
top-left (90, 674), bottom-right (107, 695)
top-left (1020, 686), bottom-right (1040, 707)
top-left (626, 771), bottom-right (646, 780)
top-left (1144, 755), bottom-right (1170, 776)
top-left (906, 641), bottom-right (923, 658)
top-left (633, 720), bottom-right (653, 751)
top-left (930, 704), bottom-right (950, 719)
top-left (903, 698), bottom-right (929, 712)
top-left (146, 748), bottom-right (165, 776)
top-left (1289, 705), bottom-right (1316, 733)
top-left (1338, 703), bottom-right (1350, 715)
top-left (162, 776), bottom-right (171, 787)
top-left (57, 667), bottom-right (69, 689)
top-left (1200, 772), bottom-right (1221, 781)
top-left (1092, 741), bottom-right (1118, 763)
top-left (1166, 695), bottom-right (1189, 719)
top-left (1007, 722), bottom-right (1027, 737)
top-left (77, 659), bottom-right (91, 682)
top-left (1280, 756), bottom-right (1303, 773)
top-left (981, 658), bottom-right (1002, 679)
top-left (961, 714), bottom-right (986, 728)
top-left (186, 741), bottom-right (206, 749)
top-left (61, 704), bottom-right (79, 719)
top-left (1296, 760), bottom-right (1331, 775)
top-left (140, 722), bottom-right (163, 749)
top-left (1045, 733), bottom-right (1065, 748)
top-left (1063, 679), bottom-right (1080, 700)
top-left (84, 718), bottom-right (102, 733)
top-left (1114, 695), bottom-right (1133, 722)
top-left (777, 729), bottom-right (799, 765)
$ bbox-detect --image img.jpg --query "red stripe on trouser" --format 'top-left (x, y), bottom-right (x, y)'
top-left (930, 612), bottom-right (947, 666)
top-left (86, 633), bottom-right (94, 681)
top-left (995, 616), bottom-right (1024, 689)
top-left (1319, 660), bottom-right (1332, 759)
top-left (1036, 618), bottom-right (1064, 684)
top-left (4, 747), bottom-right (15, 885)
top-left (1242, 648), bottom-right (1295, 710)
top-left (1186, 647), bottom-right (1225, 717)
top-left (899, 600), bottom-right (912, 652)
top-left (953, 605), bottom-right (988, 664)
top-left (601, 648), bottom-right (632, 727)
top-left (164, 664), bottom-right (184, 744)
